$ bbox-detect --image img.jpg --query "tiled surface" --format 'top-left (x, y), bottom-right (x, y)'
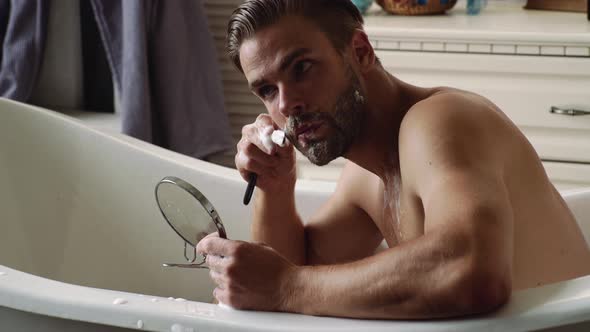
top-left (371, 41), bottom-right (589, 57)
top-left (364, 2), bottom-right (590, 58)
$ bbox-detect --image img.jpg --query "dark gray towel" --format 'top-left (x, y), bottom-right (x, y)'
top-left (90, 0), bottom-right (233, 159)
top-left (0, 0), bottom-right (49, 101)
top-left (0, 0), bottom-right (232, 159)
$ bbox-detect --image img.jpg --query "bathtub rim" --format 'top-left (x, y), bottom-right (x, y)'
top-left (2, 263), bottom-right (590, 332)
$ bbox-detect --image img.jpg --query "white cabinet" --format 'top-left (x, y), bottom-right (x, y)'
top-left (375, 50), bottom-right (590, 162)
top-left (543, 161), bottom-right (590, 190)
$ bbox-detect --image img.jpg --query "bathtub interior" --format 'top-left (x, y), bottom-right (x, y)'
top-left (0, 99), bottom-right (332, 303)
top-left (562, 188), bottom-right (590, 247)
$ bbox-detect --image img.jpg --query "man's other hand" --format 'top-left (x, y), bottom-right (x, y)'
top-left (196, 233), bottom-right (297, 311)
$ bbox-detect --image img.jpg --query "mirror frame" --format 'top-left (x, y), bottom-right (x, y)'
top-left (155, 176), bottom-right (227, 248)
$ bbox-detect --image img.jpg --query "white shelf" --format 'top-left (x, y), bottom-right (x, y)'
top-left (364, 1), bottom-right (590, 53)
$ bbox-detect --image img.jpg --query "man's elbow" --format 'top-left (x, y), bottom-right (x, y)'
top-left (455, 266), bottom-right (512, 315)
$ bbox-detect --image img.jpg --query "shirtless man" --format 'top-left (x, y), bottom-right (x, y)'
top-left (196, 0), bottom-right (590, 319)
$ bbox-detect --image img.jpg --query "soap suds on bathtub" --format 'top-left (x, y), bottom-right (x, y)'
top-left (150, 298), bottom-right (159, 303)
top-left (174, 298), bottom-right (187, 302)
top-left (113, 298), bottom-right (128, 305)
top-left (218, 302), bottom-right (235, 310)
top-left (171, 323), bottom-right (194, 332)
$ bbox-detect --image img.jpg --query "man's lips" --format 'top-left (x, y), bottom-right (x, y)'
top-left (295, 122), bottom-right (322, 138)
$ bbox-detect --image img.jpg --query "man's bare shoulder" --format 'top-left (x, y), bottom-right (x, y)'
top-left (401, 89), bottom-right (505, 137)
top-left (399, 89), bottom-right (511, 191)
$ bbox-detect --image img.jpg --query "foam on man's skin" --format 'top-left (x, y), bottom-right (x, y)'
top-left (271, 130), bottom-right (286, 147)
top-left (259, 127), bottom-right (275, 153)
top-left (259, 128), bottom-right (287, 153)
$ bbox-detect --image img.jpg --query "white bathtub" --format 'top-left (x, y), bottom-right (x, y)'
top-left (1, 97), bottom-right (589, 332)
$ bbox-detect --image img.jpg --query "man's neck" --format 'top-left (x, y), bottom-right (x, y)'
top-left (344, 69), bottom-right (433, 180)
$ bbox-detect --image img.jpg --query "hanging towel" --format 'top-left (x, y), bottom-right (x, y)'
top-left (89, 0), bottom-right (233, 159)
top-left (0, 0), bottom-right (232, 159)
top-left (0, 0), bottom-right (49, 101)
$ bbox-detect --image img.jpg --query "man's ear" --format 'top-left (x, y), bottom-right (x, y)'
top-left (350, 29), bottom-right (375, 73)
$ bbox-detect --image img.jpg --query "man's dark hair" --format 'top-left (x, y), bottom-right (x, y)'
top-left (226, 0), bottom-right (364, 72)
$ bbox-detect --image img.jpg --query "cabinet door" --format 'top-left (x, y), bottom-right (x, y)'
top-left (544, 161), bottom-right (590, 191)
top-left (376, 50), bottom-right (590, 164)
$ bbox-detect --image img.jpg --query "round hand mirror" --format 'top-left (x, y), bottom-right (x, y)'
top-left (155, 176), bottom-right (227, 269)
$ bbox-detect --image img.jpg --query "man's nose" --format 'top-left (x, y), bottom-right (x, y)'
top-left (278, 86), bottom-right (305, 118)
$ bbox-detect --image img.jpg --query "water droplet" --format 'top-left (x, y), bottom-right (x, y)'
top-left (170, 323), bottom-right (195, 332)
top-left (168, 297), bottom-right (174, 300)
top-left (171, 324), bottom-right (184, 332)
top-left (174, 298), bottom-right (186, 302)
top-left (136, 320), bottom-right (144, 329)
top-left (113, 298), bottom-right (128, 305)
top-left (150, 298), bottom-right (159, 303)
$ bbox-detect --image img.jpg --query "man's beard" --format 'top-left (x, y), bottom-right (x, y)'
top-left (285, 67), bottom-right (366, 166)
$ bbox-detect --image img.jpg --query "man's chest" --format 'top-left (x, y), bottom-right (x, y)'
top-left (366, 175), bottom-right (425, 247)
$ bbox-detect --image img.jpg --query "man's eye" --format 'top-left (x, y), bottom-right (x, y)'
top-left (294, 60), bottom-right (312, 78)
top-left (259, 86), bottom-right (276, 98)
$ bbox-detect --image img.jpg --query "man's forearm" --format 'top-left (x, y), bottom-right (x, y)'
top-left (252, 187), bottom-right (306, 265)
top-left (284, 230), bottom-right (510, 319)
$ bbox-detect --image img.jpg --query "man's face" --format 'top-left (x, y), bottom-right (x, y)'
top-left (239, 16), bottom-right (366, 166)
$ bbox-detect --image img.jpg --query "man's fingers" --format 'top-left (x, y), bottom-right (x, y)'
top-left (242, 122), bottom-right (276, 155)
top-left (235, 151), bottom-right (277, 177)
top-left (214, 288), bottom-right (229, 307)
top-left (255, 113), bottom-right (276, 129)
top-left (201, 232), bottom-right (219, 240)
top-left (242, 143), bottom-right (280, 167)
top-left (209, 269), bottom-right (225, 289)
top-left (205, 254), bottom-right (226, 271)
top-left (197, 237), bottom-right (242, 257)
top-left (196, 235), bottom-right (223, 255)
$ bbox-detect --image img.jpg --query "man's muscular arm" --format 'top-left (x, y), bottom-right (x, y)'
top-left (285, 170), bottom-right (513, 319)
top-left (282, 97), bottom-right (513, 319)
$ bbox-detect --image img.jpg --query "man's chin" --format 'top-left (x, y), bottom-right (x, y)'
top-left (307, 157), bottom-right (332, 167)
top-left (297, 140), bottom-right (342, 166)
top-left (303, 150), bottom-right (337, 167)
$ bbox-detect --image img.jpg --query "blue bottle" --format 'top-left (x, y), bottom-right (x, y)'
top-left (351, 0), bottom-right (374, 15)
top-left (467, 0), bottom-right (488, 15)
